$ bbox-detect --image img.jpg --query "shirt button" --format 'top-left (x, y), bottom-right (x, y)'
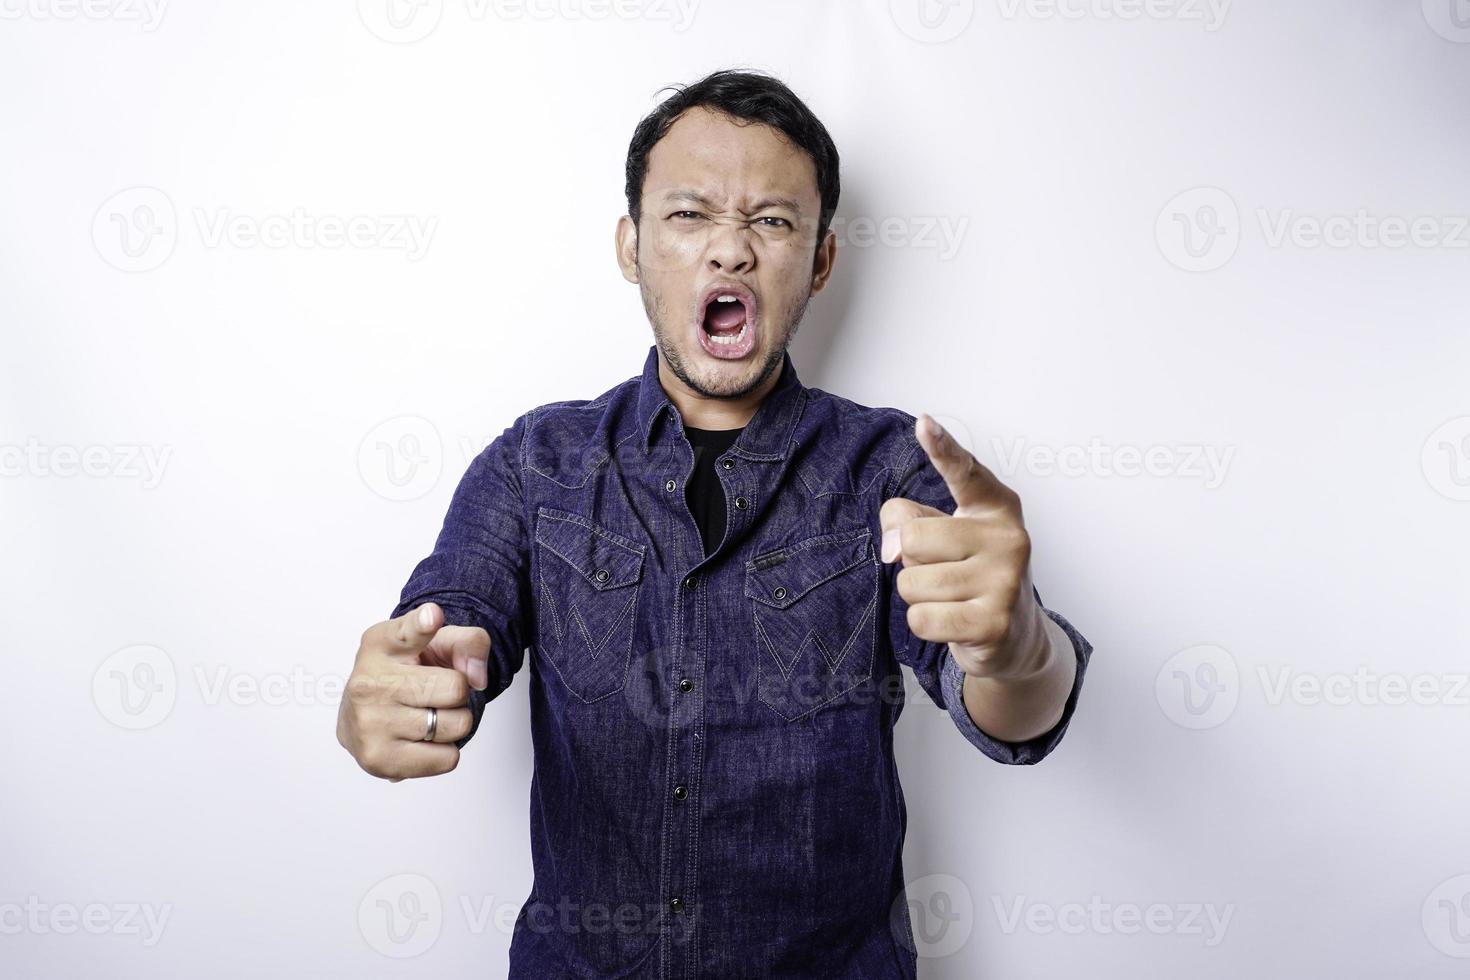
top-left (773, 586), bottom-right (787, 600)
top-left (734, 496), bottom-right (748, 510)
top-left (594, 568), bottom-right (610, 583)
top-left (683, 575), bottom-right (697, 590)
top-left (678, 677), bottom-right (693, 693)
top-left (664, 479), bottom-right (677, 492)
top-left (670, 897), bottom-right (685, 914)
top-left (720, 457), bottom-right (735, 470)
top-left (673, 784), bottom-right (688, 801)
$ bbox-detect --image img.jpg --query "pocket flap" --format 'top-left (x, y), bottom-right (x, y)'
top-left (535, 507), bottom-right (645, 590)
top-left (744, 527), bottom-right (873, 609)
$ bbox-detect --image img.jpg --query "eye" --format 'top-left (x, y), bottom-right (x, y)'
top-left (669, 210), bottom-right (704, 221)
top-left (754, 216), bottom-right (792, 229)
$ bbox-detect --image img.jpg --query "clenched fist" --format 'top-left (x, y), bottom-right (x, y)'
top-left (336, 603), bottom-right (491, 781)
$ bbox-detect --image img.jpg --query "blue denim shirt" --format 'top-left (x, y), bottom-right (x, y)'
top-left (392, 345), bottom-right (1092, 979)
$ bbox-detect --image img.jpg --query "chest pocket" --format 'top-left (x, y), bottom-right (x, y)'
top-left (534, 507), bottom-right (646, 703)
top-left (745, 526), bottom-right (879, 721)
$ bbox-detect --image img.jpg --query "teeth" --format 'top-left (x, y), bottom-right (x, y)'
top-left (715, 294), bottom-right (738, 303)
top-left (707, 321), bottom-right (748, 345)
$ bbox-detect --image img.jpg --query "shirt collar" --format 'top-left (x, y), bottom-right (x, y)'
top-left (636, 344), bottom-right (806, 461)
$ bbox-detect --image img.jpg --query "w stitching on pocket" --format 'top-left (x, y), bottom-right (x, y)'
top-left (754, 590), bottom-right (878, 681)
top-left (746, 527), bottom-right (878, 721)
top-left (534, 508), bottom-right (645, 704)
top-left (538, 566), bottom-right (639, 662)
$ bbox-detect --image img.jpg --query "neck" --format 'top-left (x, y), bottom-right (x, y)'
top-left (657, 353), bottom-right (782, 430)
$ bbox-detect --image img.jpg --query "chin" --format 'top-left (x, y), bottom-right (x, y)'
top-left (689, 357), bottom-right (759, 394)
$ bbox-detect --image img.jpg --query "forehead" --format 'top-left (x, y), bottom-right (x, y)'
top-left (642, 106), bottom-right (819, 208)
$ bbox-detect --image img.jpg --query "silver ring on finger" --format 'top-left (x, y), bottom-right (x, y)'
top-left (421, 706), bottom-right (438, 742)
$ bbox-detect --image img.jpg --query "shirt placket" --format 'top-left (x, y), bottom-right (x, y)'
top-left (655, 407), bottom-right (761, 980)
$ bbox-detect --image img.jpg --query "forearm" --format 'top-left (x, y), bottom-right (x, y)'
top-left (958, 613), bottom-right (1076, 743)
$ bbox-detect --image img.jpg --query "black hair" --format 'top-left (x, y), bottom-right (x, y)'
top-left (624, 69), bottom-right (841, 254)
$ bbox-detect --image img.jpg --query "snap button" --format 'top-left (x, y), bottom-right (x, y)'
top-left (773, 586), bottom-right (787, 600)
top-left (683, 575), bottom-right (697, 590)
top-left (670, 897), bottom-right (685, 914)
top-left (678, 677), bottom-right (693, 693)
top-left (720, 457), bottom-right (735, 470)
top-left (734, 496), bottom-right (748, 510)
top-left (664, 479), bottom-right (676, 492)
top-left (594, 568), bottom-right (610, 583)
top-left (673, 784), bottom-right (688, 801)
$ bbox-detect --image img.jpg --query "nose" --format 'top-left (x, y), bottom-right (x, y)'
top-left (705, 221), bottom-right (755, 275)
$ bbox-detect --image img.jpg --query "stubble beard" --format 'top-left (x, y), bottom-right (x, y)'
top-left (637, 257), bottom-right (812, 402)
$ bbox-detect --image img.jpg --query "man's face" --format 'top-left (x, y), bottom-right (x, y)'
top-left (617, 107), bottom-right (835, 400)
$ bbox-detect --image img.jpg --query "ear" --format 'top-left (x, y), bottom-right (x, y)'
top-left (809, 229), bottom-right (838, 295)
top-left (615, 214), bottom-right (640, 284)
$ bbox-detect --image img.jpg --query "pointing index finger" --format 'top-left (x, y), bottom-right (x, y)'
top-left (915, 413), bottom-right (1010, 513)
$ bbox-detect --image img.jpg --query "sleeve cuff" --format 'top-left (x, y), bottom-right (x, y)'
top-left (938, 606), bottom-right (1091, 765)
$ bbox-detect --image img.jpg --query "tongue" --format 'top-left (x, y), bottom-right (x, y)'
top-left (705, 302), bottom-right (745, 335)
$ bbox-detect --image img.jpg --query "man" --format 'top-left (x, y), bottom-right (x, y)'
top-left (338, 69), bottom-right (1091, 978)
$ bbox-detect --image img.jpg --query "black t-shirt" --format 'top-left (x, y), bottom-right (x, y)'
top-left (682, 425), bottom-right (744, 557)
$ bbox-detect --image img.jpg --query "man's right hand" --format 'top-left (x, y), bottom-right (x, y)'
top-left (336, 602), bottom-right (491, 781)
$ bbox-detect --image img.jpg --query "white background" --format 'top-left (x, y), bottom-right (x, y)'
top-left (3, 1), bottom-right (1468, 977)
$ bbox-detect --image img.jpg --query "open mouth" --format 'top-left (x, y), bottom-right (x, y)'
top-left (695, 282), bottom-right (757, 360)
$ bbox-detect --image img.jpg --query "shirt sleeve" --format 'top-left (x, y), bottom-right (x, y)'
top-left (389, 410), bottom-right (535, 749)
top-left (884, 429), bottom-right (1093, 765)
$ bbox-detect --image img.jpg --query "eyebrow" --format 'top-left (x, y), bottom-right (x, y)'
top-left (662, 190), bottom-right (805, 215)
